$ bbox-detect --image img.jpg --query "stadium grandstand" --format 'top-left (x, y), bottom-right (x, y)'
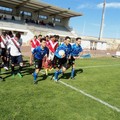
top-left (0, 0), bottom-right (82, 42)
top-left (0, 0), bottom-right (120, 57)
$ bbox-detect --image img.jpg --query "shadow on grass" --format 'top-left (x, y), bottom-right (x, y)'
top-left (59, 68), bottom-right (83, 80)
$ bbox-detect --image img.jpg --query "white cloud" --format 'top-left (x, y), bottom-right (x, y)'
top-left (77, 3), bottom-right (94, 9)
top-left (97, 2), bottom-right (120, 9)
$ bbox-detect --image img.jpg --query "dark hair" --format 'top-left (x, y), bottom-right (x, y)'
top-left (2, 31), bottom-right (7, 36)
top-left (8, 31), bottom-right (13, 37)
top-left (65, 36), bottom-right (71, 40)
top-left (55, 35), bottom-right (59, 39)
top-left (34, 35), bottom-right (37, 39)
top-left (76, 37), bottom-right (81, 41)
top-left (15, 32), bottom-right (21, 39)
top-left (40, 38), bottom-right (46, 42)
top-left (50, 35), bottom-right (55, 39)
top-left (38, 34), bottom-right (42, 37)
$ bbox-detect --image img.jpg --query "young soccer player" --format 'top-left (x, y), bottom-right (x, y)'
top-left (7, 32), bottom-right (23, 77)
top-left (53, 36), bottom-right (72, 81)
top-left (68, 37), bottom-right (83, 79)
top-left (0, 32), bottom-right (8, 70)
top-left (30, 38), bottom-right (49, 84)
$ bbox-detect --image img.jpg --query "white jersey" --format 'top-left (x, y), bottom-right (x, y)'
top-left (0, 36), bottom-right (8, 48)
top-left (7, 37), bottom-right (21, 56)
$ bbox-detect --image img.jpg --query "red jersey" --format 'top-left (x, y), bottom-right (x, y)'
top-left (48, 40), bottom-right (58, 53)
top-left (30, 38), bottom-right (40, 48)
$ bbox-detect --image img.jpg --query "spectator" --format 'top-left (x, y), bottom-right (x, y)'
top-left (11, 15), bottom-right (15, 20)
top-left (0, 15), bottom-right (3, 20)
top-left (4, 15), bottom-right (7, 20)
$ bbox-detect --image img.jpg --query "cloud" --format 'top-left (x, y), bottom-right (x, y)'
top-left (97, 2), bottom-right (120, 9)
top-left (77, 3), bottom-right (94, 9)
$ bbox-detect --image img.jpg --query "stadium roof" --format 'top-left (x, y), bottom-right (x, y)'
top-left (1, 0), bottom-right (83, 18)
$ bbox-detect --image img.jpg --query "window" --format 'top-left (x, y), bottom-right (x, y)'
top-left (20, 11), bottom-right (32, 16)
top-left (39, 15), bottom-right (47, 19)
top-left (52, 18), bottom-right (61, 22)
top-left (55, 18), bottom-right (61, 22)
top-left (0, 6), bottom-right (12, 12)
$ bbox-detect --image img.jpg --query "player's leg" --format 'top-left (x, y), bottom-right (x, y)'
top-left (10, 56), bottom-right (15, 77)
top-left (33, 59), bottom-right (42, 84)
top-left (17, 55), bottom-right (23, 78)
top-left (53, 56), bottom-right (61, 81)
top-left (70, 57), bottom-right (75, 79)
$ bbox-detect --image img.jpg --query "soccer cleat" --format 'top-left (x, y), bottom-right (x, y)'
top-left (17, 72), bottom-right (23, 78)
top-left (34, 80), bottom-right (38, 84)
top-left (12, 74), bottom-right (15, 78)
top-left (53, 77), bottom-right (58, 82)
top-left (70, 77), bottom-right (75, 80)
top-left (0, 77), bottom-right (5, 81)
top-left (45, 69), bottom-right (48, 76)
top-left (49, 68), bottom-right (53, 72)
top-left (4, 66), bottom-right (9, 71)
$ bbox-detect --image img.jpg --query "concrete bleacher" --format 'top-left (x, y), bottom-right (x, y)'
top-left (0, 17), bottom-right (75, 42)
top-left (0, 20), bottom-right (27, 30)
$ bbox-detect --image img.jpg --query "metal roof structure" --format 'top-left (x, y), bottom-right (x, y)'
top-left (0, 0), bottom-right (83, 18)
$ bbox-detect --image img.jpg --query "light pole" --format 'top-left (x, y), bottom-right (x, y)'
top-left (98, 0), bottom-right (106, 40)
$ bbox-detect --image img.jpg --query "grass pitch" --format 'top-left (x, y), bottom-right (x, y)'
top-left (0, 57), bottom-right (120, 120)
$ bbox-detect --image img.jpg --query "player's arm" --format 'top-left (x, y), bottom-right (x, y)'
top-left (46, 47), bottom-right (49, 57)
top-left (30, 54), bottom-right (34, 65)
top-left (30, 48), bottom-right (36, 65)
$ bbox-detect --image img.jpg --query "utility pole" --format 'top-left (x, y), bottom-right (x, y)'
top-left (98, 0), bottom-right (106, 40)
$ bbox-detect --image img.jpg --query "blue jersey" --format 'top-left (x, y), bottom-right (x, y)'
top-left (71, 43), bottom-right (83, 57)
top-left (32, 46), bottom-right (49, 60)
top-left (55, 43), bottom-right (72, 58)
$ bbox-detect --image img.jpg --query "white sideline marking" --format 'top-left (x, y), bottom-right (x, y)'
top-left (77, 64), bottom-right (120, 69)
top-left (40, 71), bottom-right (120, 113)
top-left (59, 81), bottom-right (120, 113)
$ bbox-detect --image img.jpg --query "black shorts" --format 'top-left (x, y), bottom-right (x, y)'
top-left (11, 55), bottom-right (23, 64)
top-left (1, 48), bottom-right (6, 57)
top-left (34, 58), bottom-right (42, 69)
top-left (53, 55), bottom-right (67, 69)
top-left (68, 56), bottom-right (75, 65)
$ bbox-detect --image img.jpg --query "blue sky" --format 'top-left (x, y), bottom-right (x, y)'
top-left (40, 0), bottom-right (120, 39)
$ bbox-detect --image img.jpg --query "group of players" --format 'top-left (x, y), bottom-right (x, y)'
top-left (0, 31), bottom-right (23, 80)
top-left (0, 31), bottom-right (83, 84)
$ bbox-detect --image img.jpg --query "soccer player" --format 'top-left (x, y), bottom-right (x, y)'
top-left (0, 31), bottom-right (9, 70)
top-left (30, 38), bottom-right (49, 84)
top-left (7, 32), bottom-right (23, 77)
top-left (30, 35), bottom-right (40, 52)
top-left (68, 37), bottom-right (83, 79)
top-left (44, 35), bottom-right (58, 75)
top-left (47, 35), bottom-right (58, 61)
top-left (53, 36), bottom-right (72, 81)
top-left (0, 37), bottom-right (4, 80)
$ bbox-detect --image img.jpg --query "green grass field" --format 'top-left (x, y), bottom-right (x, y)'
top-left (0, 57), bottom-right (120, 120)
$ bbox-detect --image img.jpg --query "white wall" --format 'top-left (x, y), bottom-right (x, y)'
top-left (81, 40), bottom-right (90, 49)
top-left (81, 40), bottom-right (107, 50)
